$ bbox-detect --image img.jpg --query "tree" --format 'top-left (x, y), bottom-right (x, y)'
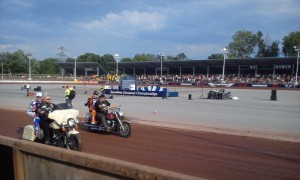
top-left (30, 57), bottom-right (40, 74)
top-left (65, 57), bottom-right (75, 62)
top-left (4, 50), bottom-right (28, 74)
top-left (227, 30), bottom-right (257, 58)
top-left (99, 54), bottom-right (114, 70)
top-left (39, 58), bottom-right (60, 74)
top-left (176, 53), bottom-right (187, 61)
top-left (256, 31), bottom-right (266, 57)
top-left (120, 57), bottom-right (133, 62)
top-left (77, 53), bottom-right (101, 62)
top-left (282, 31), bottom-right (300, 57)
top-left (265, 41), bottom-right (280, 57)
top-left (166, 55), bottom-right (175, 60)
top-left (256, 31), bottom-right (280, 57)
top-left (208, 54), bottom-right (224, 59)
top-left (0, 52), bottom-right (10, 74)
top-left (133, 54), bottom-right (155, 62)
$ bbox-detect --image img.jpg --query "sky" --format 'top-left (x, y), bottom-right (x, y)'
top-left (0, 0), bottom-right (299, 61)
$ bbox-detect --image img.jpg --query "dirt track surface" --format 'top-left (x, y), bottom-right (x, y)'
top-left (1, 109), bottom-right (300, 179)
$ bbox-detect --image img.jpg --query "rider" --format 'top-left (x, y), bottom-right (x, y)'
top-left (27, 92), bottom-right (43, 117)
top-left (85, 91), bottom-right (99, 108)
top-left (27, 92), bottom-right (43, 136)
top-left (37, 96), bottom-right (54, 144)
top-left (94, 94), bottom-right (114, 132)
top-left (84, 91), bottom-right (99, 124)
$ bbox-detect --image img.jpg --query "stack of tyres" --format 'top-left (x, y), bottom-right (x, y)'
top-left (271, 90), bottom-right (277, 101)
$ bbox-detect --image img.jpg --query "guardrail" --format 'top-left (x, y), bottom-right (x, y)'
top-left (0, 135), bottom-right (200, 180)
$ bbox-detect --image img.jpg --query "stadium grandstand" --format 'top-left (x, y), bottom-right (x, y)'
top-left (106, 57), bottom-right (297, 77)
top-left (54, 57), bottom-right (299, 87)
top-left (57, 57), bottom-right (297, 77)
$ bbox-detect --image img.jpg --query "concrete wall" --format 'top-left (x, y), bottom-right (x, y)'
top-left (0, 135), bottom-right (200, 180)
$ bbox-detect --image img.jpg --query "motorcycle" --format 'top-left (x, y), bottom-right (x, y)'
top-left (84, 105), bottom-right (132, 138)
top-left (22, 103), bottom-right (82, 151)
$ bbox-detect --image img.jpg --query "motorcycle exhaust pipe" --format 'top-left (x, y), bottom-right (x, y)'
top-left (89, 127), bottom-right (101, 131)
top-left (84, 124), bottom-right (105, 131)
top-left (84, 124), bottom-right (99, 127)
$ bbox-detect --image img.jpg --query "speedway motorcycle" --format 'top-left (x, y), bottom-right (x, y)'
top-left (84, 105), bottom-right (132, 138)
top-left (22, 103), bottom-right (82, 151)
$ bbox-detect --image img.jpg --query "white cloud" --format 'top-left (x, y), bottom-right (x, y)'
top-left (1, 0), bottom-right (299, 60)
top-left (1, 35), bottom-right (17, 40)
top-left (5, 20), bottom-right (47, 32)
top-left (173, 43), bottom-right (221, 59)
top-left (0, 44), bottom-right (14, 50)
top-left (122, 10), bottom-right (166, 30)
top-left (1, 0), bottom-right (32, 8)
top-left (71, 10), bottom-right (166, 37)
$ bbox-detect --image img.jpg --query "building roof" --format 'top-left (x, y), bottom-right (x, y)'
top-left (106, 57), bottom-right (297, 75)
top-left (56, 62), bottom-right (106, 75)
top-left (56, 57), bottom-right (298, 76)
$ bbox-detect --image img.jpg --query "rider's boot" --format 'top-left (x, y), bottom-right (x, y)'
top-left (91, 110), bottom-right (97, 124)
top-left (106, 127), bottom-right (111, 132)
top-left (45, 139), bottom-right (51, 145)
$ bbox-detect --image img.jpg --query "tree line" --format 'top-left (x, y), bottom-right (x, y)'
top-left (0, 30), bottom-right (299, 75)
top-left (208, 31), bottom-right (300, 59)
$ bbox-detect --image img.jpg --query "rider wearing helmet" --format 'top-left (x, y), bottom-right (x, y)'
top-left (27, 92), bottom-right (44, 137)
top-left (85, 91), bottom-right (99, 108)
top-left (27, 92), bottom-right (43, 117)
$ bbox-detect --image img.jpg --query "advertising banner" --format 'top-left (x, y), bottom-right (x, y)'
top-left (104, 86), bottom-right (168, 97)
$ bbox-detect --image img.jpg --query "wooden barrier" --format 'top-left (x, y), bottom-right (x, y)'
top-left (0, 135), bottom-right (200, 180)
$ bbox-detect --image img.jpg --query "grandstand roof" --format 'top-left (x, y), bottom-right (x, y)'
top-left (106, 57), bottom-right (297, 75)
top-left (57, 57), bottom-right (298, 76)
top-left (56, 62), bottom-right (106, 75)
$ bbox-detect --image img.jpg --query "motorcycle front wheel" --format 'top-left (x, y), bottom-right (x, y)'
top-left (119, 122), bottom-right (131, 138)
top-left (66, 134), bottom-right (82, 151)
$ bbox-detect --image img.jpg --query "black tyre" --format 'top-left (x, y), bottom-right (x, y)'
top-left (66, 134), bottom-right (82, 151)
top-left (119, 122), bottom-right (131, 138)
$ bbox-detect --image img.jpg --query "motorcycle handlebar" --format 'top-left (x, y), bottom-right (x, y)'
top-left (105, 105), bottom-right (121, 111)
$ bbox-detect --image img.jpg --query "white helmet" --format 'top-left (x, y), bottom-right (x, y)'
top-left (36, 92), bottom-right (43, 97)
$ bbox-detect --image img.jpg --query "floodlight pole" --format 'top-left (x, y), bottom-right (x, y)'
top-left (294, 46), bottom-right (300, 86)
top-left (158, 53), bottom-right (164, 78)
top-left (221, 48), bottom-right (228, 82)
top-left (28, 55), bottom-right (32, 80)
top-left (114, 54), bottom-right (119, 75)
top-left (0, 54), bottom-right (3, 79)
top-left (1, 62), bottom-right (3, 79)
top-left (73, 56), bottom-right (77, 80)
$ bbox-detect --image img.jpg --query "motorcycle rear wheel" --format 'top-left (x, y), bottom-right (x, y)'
top-left (119, 122), bottom-right (131, 138)
top-left (66, 134), bottom-right (82, 151)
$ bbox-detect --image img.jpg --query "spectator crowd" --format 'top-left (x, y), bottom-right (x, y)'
top-left (1, 73), bottom-right (298, 86)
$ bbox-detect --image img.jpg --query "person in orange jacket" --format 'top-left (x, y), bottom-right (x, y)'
top-left (84, 91), bottom-right (98, 124)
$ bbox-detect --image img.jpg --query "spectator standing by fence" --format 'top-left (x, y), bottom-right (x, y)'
top-left (65, 85), bottom-right (76, 108)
